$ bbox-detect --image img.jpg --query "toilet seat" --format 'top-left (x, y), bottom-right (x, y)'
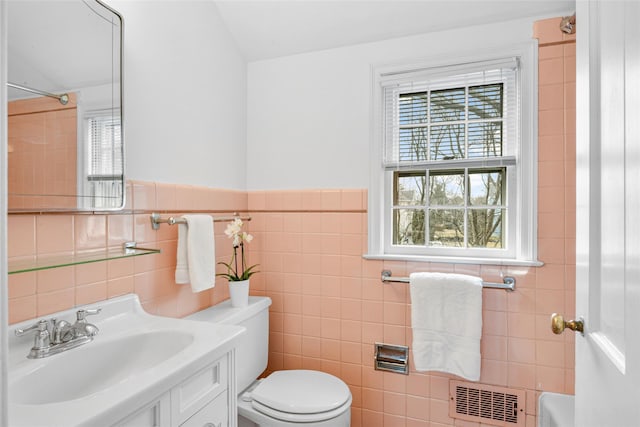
top-left (250, 370), bottom-right (352, 423)
top-left (251, 396), bottom-right (352, 423)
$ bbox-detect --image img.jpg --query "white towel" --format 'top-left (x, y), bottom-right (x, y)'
top-left (175, 222), bottom-right (190, 284)
top-left (174, 215), bottom-right (215, 292)
top-left (410, 272), bottom-right (483, 381)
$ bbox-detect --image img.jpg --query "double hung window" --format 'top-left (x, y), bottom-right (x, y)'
top-left (369, 47), bottom-right (538, 264)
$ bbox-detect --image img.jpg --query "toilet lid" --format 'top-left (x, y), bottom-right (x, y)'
top-left (251, 370), bottom-right (351, 415)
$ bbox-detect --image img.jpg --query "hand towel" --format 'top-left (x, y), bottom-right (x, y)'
top-left (174, 215), bottom-right (215, 292)
top-left (410, 272), bottom-right (483, 381)
top-left (175, 222), bottom-right (190, 284)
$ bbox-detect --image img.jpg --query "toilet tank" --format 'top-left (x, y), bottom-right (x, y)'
top-left (185, 296), bottom-right (272, 393)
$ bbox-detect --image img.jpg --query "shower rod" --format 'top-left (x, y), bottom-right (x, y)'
top-left (7, 82), bottom-right (69, 105)
top-left (560, 13), bottom-right (576, 35)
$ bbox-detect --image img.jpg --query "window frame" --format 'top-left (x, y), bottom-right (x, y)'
top-left (367, 42), bottom-right (541, 266)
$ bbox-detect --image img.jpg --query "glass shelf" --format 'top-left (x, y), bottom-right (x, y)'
top-left (8, 244), bottom-right (161, 275)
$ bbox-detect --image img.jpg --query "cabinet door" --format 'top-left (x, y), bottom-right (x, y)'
top-left (180, 393), bottom-right (228, 427)
top-left (113, 392), bottom-right (171, 427)
top-left (171, 354), bottom-right (229, 426)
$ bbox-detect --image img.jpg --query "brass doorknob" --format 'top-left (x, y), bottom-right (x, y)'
top-left (551, 313), bottom-right (584, 335)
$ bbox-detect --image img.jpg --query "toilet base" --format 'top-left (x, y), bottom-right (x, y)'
top-left (238, 411), bottom-right (258, 427)
top-left (237, 397), bottom-right (351, 427)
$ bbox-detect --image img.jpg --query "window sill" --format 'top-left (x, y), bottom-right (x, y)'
top-left (362, 253), bottom-right (543, 267)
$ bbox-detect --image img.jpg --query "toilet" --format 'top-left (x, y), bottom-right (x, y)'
top-left (186, 296), bottom-right (352, 427)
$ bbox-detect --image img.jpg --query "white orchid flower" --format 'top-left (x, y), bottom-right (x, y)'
top-left (218, 217), bottom-right (259, 282)
top-left (224, 218), bottom-right (243, 239)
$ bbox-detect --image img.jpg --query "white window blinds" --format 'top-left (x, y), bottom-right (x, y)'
top-left (381, 57), bottom-right (519, 169)
top-left (88, 114), bottom-right (122, 177)
top-left (86, 112), bottom-right (122, 209)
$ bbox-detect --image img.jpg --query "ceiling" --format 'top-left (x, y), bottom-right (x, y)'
top-left (215, 0), bottom-right (575, 61)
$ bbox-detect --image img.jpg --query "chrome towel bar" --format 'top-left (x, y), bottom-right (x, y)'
top-left (381, 270), bottom-right (515, 291)
top-left (150, 212), bottom-right (251, 230)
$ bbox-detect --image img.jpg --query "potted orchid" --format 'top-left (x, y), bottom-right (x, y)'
top-left (217, 218), bottom-right (258, 307)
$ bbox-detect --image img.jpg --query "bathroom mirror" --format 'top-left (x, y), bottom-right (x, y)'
top-left (7, 0), bottom-right (124, 211)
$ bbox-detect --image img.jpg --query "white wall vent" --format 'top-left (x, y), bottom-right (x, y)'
top-left (449, 380), bottom-right (526, 427)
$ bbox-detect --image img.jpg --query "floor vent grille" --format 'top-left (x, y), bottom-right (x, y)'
top-left (450, 380), bottom-right (525, 427)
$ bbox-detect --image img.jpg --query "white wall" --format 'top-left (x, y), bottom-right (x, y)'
top-left (246, 16), bottom-right (542, 191)
top-left (107, 0), bottom-right (247, 190)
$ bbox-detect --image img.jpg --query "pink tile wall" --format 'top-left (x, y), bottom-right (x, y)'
top-left (7, 181), bottom-right (247, 323)
top-left (8, 94), bottom-right (78, 210)
top-left (245, 20), bottom-right (576, 427)
top-left (536, 15), bottom-right (576, 395)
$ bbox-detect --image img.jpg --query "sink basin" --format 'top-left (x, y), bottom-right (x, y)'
top-left (10, 330), bottom-right (193, 405)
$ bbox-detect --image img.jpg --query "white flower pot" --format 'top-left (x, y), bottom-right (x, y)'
top-left (229, 279), bottom-right (250, 307)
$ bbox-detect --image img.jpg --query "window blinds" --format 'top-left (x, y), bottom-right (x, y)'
top-left (88, 114), bottom-right (122, 177)
top-left (86, 113), bottom-right (122, 209)
top-left (382, 57), bottom-right (520, 169)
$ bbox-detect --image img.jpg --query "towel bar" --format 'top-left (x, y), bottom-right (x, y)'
top-left (381, 270), bottom-right (515, 291)
top-left (150, 212), bottom-right (251, 230)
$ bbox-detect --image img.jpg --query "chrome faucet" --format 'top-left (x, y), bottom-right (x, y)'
top-left (51, 318), bottom-right (71, 345)
top-left (15, 307), bottom-right (102, 359)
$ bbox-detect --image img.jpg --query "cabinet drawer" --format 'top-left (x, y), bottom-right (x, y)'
top-left (172, 355), bottom-right (228, 425)
top-left (180, 393), bottom-right (228, 427)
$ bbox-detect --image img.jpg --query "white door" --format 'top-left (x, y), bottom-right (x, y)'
top-left (575, 1), bottom-right (640, 426)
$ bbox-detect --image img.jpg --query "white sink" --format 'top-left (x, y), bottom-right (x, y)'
top-left (11, 330), bottom-right (194, 405)
top-left (8, 294), bottom-right (245, 426)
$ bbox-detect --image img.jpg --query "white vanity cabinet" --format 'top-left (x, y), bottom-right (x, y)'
top-left (114, 351), bottom-right (236, 427)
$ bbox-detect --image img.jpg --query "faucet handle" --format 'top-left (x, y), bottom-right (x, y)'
top-left (15, 319), bottom-right (49, 337)
top-left (76, 308), bottom-right (102, 322)
top-left (15, 320), bottom-right (51, 357)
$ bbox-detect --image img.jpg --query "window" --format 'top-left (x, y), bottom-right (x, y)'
top-left (82, 111), bottom-right (123, 209)
top-left (368, 44), bottom-right (538, 264)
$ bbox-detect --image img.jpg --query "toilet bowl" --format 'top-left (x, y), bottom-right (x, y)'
top-left (186, 297), bottom-right (352, 427)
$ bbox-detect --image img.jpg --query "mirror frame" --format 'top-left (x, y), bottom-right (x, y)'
top-left (7, 0), bottom-right (125, 213)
